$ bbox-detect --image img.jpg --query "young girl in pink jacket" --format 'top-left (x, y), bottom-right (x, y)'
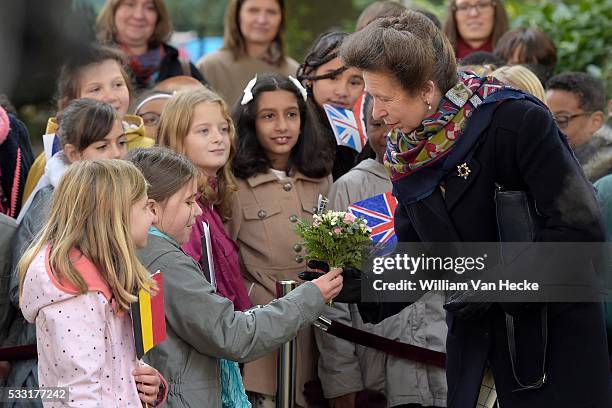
top-left (18, 159), bottom-right (166, 406)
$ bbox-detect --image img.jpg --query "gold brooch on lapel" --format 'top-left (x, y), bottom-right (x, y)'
top-left (457, 163), bottom-right (471, 179)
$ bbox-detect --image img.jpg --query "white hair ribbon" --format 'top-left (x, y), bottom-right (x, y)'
top-left (240, 75), bottom-right (258, 105)
top-left (134, 93), bottom-right (173, 114)
top-left (289, 76), bottom-right (308, 102)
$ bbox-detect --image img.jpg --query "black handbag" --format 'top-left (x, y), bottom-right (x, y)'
top-left (495, 184), bottom-right (548, 391)
top-left (444, 185), bottom-right (545, 319)
top-left (494, 184), bottom-right (544, 243)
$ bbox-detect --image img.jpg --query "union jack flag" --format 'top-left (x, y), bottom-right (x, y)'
top-left (323, 103), bottom-right (367, 152)
top-left (348, 191), bottom-right (398, 249)
top-left (43, 133), bottom-right (61, 159)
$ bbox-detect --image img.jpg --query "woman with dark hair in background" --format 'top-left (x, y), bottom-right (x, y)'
top-left (341, 11), bottom-right (610, 408)
top-left (297, 32), bottom-right (365, 181)
top-left (96, 0), bottom-right (205, 90)
top-left (443, 0), bottom-right (508, 59)
top-left (197, 0), bottom-right (298, 106)
top-left (494, 27), bottom-right (557, 84)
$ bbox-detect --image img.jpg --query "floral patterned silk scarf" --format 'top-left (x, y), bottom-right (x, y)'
top-left (384, 72), bottom-right (505, 182)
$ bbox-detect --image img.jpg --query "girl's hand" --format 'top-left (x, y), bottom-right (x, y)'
top-left (312, 267), bottom-right (343, 302)
top-left (133, 363), bottom-right (162, 405)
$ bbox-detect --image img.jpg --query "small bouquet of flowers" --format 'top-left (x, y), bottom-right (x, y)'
top-left (295, 210), bottom-right (372, 270)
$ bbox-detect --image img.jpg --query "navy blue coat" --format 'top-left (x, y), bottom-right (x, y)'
top-left (388, 98), bottom-right (611, 407)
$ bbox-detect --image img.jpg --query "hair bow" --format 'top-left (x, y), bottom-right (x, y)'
top-left (241, 75), bottom-right (258, 105)
top-left (289, 76), bottom-right (308, 102)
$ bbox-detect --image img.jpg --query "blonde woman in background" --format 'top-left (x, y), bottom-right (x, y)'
top-left (492, 64), bottom-right (546, 102)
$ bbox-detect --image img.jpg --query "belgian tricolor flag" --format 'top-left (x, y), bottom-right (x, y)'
top-left (131, 270), bottom-right (167, 359)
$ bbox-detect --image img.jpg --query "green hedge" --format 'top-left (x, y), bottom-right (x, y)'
top-left (507, 0), bottom-right (611, 95)
top-left (409, 0), bottom-right (611, 96)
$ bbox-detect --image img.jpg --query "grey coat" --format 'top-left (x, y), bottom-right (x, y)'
top-left (317, 159), bottom-right (448, 407)
top-left (2, 186), bottom-right (53, 407)
top-left (138, 233), bottom-right (326, 408)
top-left (0, 213), bottom-right (18, 346)
top-left (579, 124), bottom-right (612, 182)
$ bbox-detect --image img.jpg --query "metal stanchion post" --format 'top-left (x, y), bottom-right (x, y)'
top-left (275, 280), bottom-right (298, 408)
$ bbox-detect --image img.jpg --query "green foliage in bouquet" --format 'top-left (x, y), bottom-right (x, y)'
top-left (295, 210), bottom-right (372, 268)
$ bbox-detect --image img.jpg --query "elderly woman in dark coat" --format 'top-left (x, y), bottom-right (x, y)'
top-left (339, 11), bottom-right (610, 408)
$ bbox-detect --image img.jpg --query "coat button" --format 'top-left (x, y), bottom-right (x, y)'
top-left (293, 244), bottom-right (302, 252)
top-left (289, 215), bottom-right (298, 223)
top-left (283, 183), bottom-right (292, 192)
top-left (295, 255), bottom-right (304, 263)
top-left (258, 210), bottom-right (267, 219)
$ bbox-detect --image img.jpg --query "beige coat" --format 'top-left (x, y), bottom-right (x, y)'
top-left (197, 49), bottom-right (299, 107)
top-left (227, 170), bottom-right (331, 406)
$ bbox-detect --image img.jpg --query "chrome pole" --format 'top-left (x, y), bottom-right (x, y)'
top-left (275, 280), bottom-right (298, 408)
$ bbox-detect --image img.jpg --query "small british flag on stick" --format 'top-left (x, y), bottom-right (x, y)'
top-left (323, 103), bottom-right (367, 152)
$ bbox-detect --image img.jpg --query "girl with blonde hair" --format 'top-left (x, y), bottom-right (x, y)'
top-left (18, 159), bottom-right (165, 405)
top-left (9, 99), bottom-right (163, 407)
top-left (157, 87), bottom-right (251, 310)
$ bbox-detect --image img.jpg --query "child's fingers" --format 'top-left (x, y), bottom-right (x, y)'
top-left (136, 381), bottom-right (159, 395)
top-left (132, 364), bottom-right (157, 376)
top-left (138, 391), bottom-right (157, 404)
top-left (134, 374), bottom-right (160, 386)
top-left (326, 267), bottom-right (343, 279)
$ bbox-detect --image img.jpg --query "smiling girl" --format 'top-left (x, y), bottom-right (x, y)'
top-left (18, 99), bottom-right (127, 226)
top-left (129, 147), bottom-right (342, 407)
top-left (230, 73), bottom-right (332, 407)
top-left (21, 45), bottom-right (154, 205)
top-left (297, 31), bottom-right (365, 180)
top-left (157, 88), bottom-right (252, 311)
